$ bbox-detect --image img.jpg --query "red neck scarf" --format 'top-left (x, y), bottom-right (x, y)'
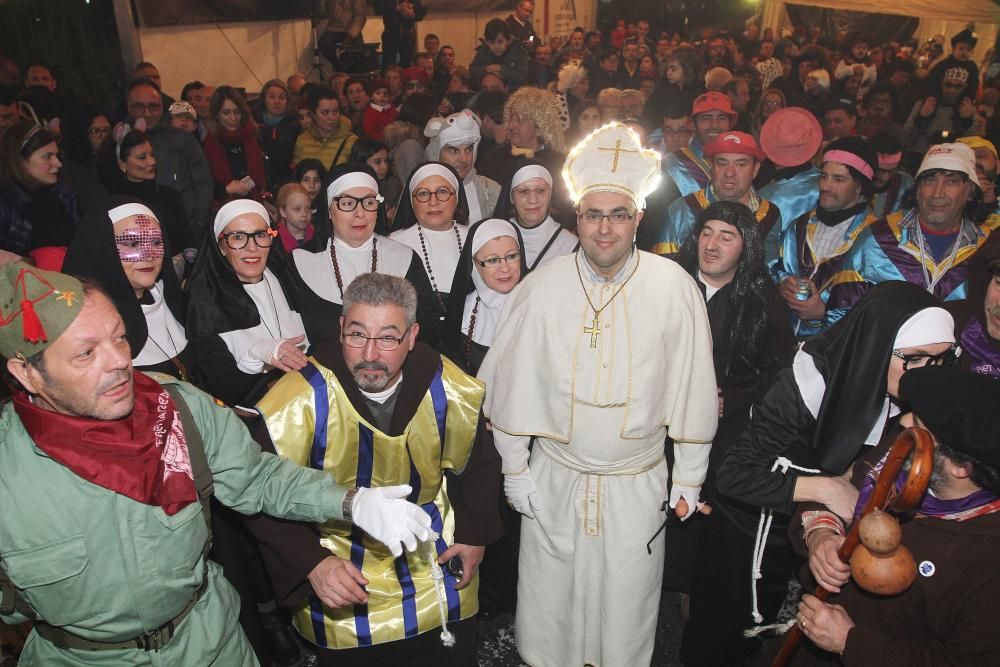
top-left (12, 372), bottom-right (197, 515)
top-left (202, 122), bottom-right (268, 196)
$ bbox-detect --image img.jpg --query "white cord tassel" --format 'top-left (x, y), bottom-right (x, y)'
top-left (425, 530), bottom-right (456, 647)
top-left (743, 618), bottom-right (797, 638)
top-left (749, 457), bottom-right (821, 625)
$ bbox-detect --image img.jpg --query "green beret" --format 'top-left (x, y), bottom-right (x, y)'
top-left (0, 261), bottom-right (85, 359)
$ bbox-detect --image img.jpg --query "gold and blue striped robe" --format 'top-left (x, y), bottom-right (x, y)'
top-left (257, 355), bottom-right (485, 649)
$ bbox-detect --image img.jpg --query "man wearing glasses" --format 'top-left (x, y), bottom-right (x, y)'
top-left (249, 272), bottom-right (501, 665)
top-left (479, 122), bottom-right (718, 667)
top-left (125, 78), bottom-right (213, 236)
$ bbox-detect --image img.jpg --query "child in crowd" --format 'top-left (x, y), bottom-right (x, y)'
top-left (291, 158), bottom-right (327, 231)
top-left (275, 183), bottom-right (315, 251)
top-left (363, 79), bottom-right (398, 142)
top-left (349, 138), bottom-right (403, 225)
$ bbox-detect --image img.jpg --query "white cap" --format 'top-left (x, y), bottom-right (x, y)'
top-left (916, 143), bottom-right (981, 189)
top-left (408, 163), bottom-right (460, 194)
top-left (894, 307), bottom-right (955, 350)
top-left (424, 110), bottom-right (482, 163)
top-left (471, 219), bottom-right (519, 255)
top-left (510, 164), bottom-right (553, 201)
top-left (326, 171), bottom-right (382, 205)
top-left (108, 203), bottom-right (157, 225)
top-left (213, 199), bottom-right (271, 237)
top-left (563, 122), bottom-right (661, 208)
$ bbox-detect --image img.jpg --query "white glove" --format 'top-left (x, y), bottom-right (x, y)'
top-left (351, 485), bottom-right (432, 557)
top-left (669, 484), bottom-right (703, 522)
top-left (248, 338), bottom-right (284, 365)
top-left (504, 470), bottom-right (543, 519)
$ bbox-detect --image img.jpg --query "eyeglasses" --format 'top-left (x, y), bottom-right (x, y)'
top-left (129, 102), bottom-right (163, 113)
top-left (474, 251), bottom-right (521, 268)
top-left (578, 209), bottom-right (637, 225)
top-left (219, 229), bottom-right (277, 250)
top-left (343, 327), bottom-right (412, 351)
top-left (892, 346), bottom-right (958, 371)
top-left (333, 194), bottom-right (381, 212)
top-left (412, 186), bottom-right (454, 203)
top-left (89, 127), bottom-right (111, 136)
top-left (513, 186), bottom-right (551, 198)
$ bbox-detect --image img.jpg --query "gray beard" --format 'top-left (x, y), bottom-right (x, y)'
top-left (352, 361), bottom-right (391, 392)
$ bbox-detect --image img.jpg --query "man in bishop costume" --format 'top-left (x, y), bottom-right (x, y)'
top-left (478, 122), bottom-right (719, 667)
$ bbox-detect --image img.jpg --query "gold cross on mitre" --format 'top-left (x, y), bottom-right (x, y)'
top-left (597, 139), bottom-right (639, 173)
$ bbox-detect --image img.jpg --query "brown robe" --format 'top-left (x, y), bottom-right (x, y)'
top-left (786, 427), bottom-right (1000, 665)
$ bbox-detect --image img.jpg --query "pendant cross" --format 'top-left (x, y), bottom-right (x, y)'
top-left (597, 139), bottom-right (638, 173)
top-left (583, 316), bottom-right (601, 348)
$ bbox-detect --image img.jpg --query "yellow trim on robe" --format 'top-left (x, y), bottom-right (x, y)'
top-left (257, 356), bottom-right (485, 649)
top-left (651, 241), bottom-right (679, 256)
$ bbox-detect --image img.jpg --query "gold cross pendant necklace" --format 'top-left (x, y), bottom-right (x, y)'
top-left (574, 250), bottom-right (640, 348)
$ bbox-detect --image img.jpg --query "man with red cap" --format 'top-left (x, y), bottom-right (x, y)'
top-left (652, 131), bottom-right (780, 259)
top-left (401, 66), bottom-right (429, 97)
top-left (656, 91), bottom-right (736, 207)
top-left (771, 137), bottom-right (879, 337)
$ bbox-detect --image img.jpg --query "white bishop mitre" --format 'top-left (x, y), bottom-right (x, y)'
top-left (562, 122), bottom-right (662, 209)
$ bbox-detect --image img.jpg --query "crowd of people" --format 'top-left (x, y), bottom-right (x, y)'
top-left (1, 8), bottom-right (1000, 667)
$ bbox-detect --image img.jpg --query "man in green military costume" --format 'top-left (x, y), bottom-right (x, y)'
top-left (0, 261), bottom-right (433, 666)
top-left (248, 272), bottom-right (502, 666)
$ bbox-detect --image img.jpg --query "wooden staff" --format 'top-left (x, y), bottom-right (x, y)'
top-left (772, 426), bottom-right (934, 667)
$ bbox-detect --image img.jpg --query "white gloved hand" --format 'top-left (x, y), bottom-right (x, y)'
top-left (504, 470), bottom-right (543, 519)
top-left (248, 338), bottom-right (283, 365)
top-left (669, 484), bottom-right (704, 522)
top-left (351, 485), bottom-right (432, 557)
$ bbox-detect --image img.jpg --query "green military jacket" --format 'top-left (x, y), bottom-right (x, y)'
top-left (0, 374), bottom-right (348, 666)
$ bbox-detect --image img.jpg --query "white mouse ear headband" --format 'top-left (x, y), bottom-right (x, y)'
top-left (17, 102), bottom-right (61, 155)
top-left (113, 118), bottom-right (148, 162)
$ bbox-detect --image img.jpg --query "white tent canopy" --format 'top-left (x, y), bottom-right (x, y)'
top-left (761, 0), bottom-right (998, 61)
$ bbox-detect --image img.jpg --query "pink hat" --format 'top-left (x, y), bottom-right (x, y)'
top-left (759, 107), bottom-right (822, 167)
top-left (704, 131), bottom-right (766, 161)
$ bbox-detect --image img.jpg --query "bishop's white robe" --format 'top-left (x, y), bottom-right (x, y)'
top-left (478, 249), bottom-right (718, 667)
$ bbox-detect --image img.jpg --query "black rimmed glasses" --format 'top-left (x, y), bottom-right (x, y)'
top-left (219, 229), bottom-right (276, 250)
top-left (343, 326), bottom-right (413, 351)
top-left (892, 346), bottom-right (959, 371)
top-left (577, 208), bottom-right (637, 225)
top-left (473, 252), bottom-right (521, 268)
top-left (412, 186), bottom-right (454, 203)
top-left (333, 194), bottom-right (381, 212)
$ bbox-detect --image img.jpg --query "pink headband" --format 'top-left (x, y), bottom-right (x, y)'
top-left (823, 149), bottom-right (874, 179)
top-left (877, 151), bottom-right (902, 170)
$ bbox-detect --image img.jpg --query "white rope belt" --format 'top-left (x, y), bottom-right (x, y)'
top-left (749, 456), bottom-right (820, 625)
